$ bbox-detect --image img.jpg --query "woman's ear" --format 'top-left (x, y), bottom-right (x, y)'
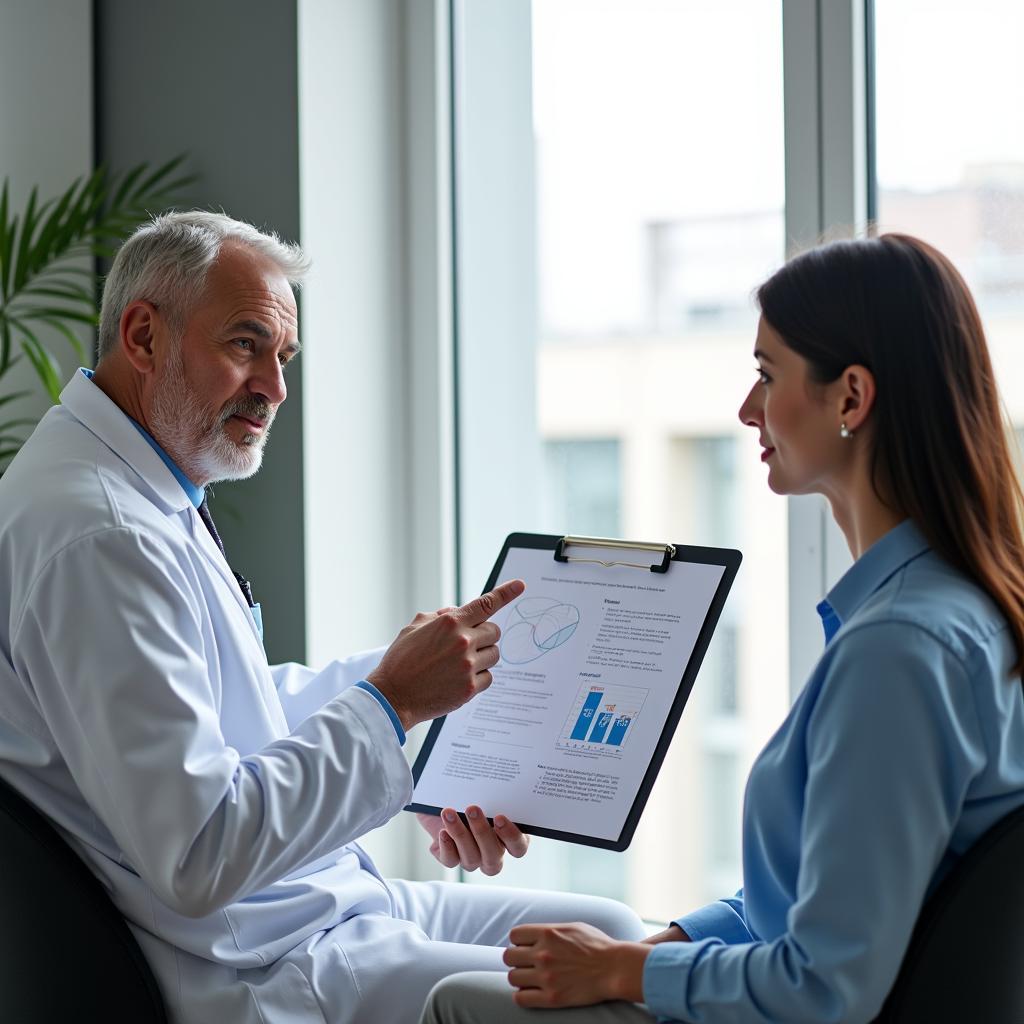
top-left (837, 364), bottom-right (876, 433)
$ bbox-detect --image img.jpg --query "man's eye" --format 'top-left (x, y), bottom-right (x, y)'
top-left (234, 338), bottom-right (255, 352)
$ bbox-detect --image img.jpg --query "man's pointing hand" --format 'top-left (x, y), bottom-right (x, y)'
top-left (366, 579), bottom-right (526, 730)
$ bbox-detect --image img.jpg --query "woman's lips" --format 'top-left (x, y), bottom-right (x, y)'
top-left (760, 446), bottom-right (775, 462)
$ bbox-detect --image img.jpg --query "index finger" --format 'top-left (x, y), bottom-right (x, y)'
top-left (457, 579), bottom-right (525, 625)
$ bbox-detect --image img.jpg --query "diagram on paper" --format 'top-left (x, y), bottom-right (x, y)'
top-left (499, 597), bottom-right (581, 664)
top-left (557, 682), bottom-right (649, 752)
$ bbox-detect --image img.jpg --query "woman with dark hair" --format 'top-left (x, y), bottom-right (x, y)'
top-left (421, 234), bottom-right (1024, 1024)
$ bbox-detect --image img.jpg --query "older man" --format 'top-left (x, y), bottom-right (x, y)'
top-left (0, 212), bottom-right (643, 1024)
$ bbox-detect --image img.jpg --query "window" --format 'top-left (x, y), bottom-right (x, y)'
top-left (542, 440), bottom-right (621, 538)
top-left (453, 0), bottom-right (790, 919)
top-left (874, 0), bottom-right (1024, 438)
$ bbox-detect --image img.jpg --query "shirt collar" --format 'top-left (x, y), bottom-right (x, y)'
top-left (128, 424), bottom-right (205, 509)
top-left (78, 368), bottom-right (205, 509)
top-left (70, 368), bottom-right (203, 511)
top-left (816, 519), bottom-right (931, 644)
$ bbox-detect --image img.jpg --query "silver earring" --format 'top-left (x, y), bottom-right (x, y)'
top-left (840, 422), bottom-right (854, 439)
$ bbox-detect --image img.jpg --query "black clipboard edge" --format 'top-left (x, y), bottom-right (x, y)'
top-left (406, 532), bottom-right (742, 852)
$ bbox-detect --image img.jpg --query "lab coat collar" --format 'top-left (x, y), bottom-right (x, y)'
top-left (60, 368), bottom-right (193, 515)
top-left (60, 370), bottom-right (260, 640)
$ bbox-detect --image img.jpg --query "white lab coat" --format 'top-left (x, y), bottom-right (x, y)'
top-left (0, 371), bottom-right (413, 1015)
top-left (0, 372), bottom-right (646, 1023)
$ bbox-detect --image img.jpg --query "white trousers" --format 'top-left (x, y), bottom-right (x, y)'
top-left (266, 880), bottom-right (646, 1024)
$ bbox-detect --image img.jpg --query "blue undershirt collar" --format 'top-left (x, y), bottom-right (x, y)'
top-left (79, 368), bottom-right (204, 509)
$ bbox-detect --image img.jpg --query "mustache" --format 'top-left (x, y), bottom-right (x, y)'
top-left (220, 396), bottom-right (273, 425)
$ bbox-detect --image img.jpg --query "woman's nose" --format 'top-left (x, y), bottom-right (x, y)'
top-left (738, 384), bottom-right (762, 427)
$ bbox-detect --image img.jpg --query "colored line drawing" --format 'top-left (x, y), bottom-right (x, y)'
top-left (499, 597), bottom-right (581, 664)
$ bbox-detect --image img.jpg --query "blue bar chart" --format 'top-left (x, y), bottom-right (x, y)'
top-left (569, 689), bottom-right (603, 740)
top-left (589, 711), bottom-right (614, 743)
top-left (558, 682), bottom-right (648, 753)
top-left (606, 715), bottom-right (632, 746)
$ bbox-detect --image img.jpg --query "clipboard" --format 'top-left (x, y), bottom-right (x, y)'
top-left (407, 532), bottom-right (741, 851)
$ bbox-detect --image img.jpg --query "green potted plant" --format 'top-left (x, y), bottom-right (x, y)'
top-left (0, 158), bottom-right (192, 467)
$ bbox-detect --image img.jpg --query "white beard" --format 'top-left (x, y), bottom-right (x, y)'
top-left (149, 342), bottom-right (275, 484)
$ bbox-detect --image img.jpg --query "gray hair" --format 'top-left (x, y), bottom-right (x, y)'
top-left (97, 210), bottom-right (311, 360)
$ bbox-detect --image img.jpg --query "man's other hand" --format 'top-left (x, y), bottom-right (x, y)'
top-left (366, 579), bottom-right (525, 730)
top-left (416, 806), bottom-right (530, 875)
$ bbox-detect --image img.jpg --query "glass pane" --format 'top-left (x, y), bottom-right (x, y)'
top-left (457, 0), bottom-right (789, 920)
top-left (875, 0), bottom-right (1024, 440)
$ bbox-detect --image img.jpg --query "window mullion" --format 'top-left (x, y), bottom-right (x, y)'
top-left (781, 0), bottom-right (867, 698)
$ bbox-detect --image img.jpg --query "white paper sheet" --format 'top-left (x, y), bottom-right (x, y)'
top-left (411, 545), bottom-right (727, 842)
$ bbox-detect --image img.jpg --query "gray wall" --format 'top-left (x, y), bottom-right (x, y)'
top-left (94, 0), bottom-right (306, 662)
top-left (0, 0), bottom-right (93, 432)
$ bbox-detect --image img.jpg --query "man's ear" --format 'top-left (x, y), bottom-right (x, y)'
top-left (119, 301), bottom-right (162, 374)
top-left (837, 364), bottom-right (876, 433)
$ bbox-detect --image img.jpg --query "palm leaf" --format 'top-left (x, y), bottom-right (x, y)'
top-left (0, 156), bottom-right (190, 420)
top-left (6, 314), bottom-right (43, 356)
top-left (18, 307), bottom-right (98, 327)
top-left (132, 155), bottom-right (188, 201)
top-left (0, 390), bottom-right (31, 410)
top-left (19, 336), bottom-right (62, 404)
top-left (109, 163), bottom-right (147, 212)
top-left (19, 284), bottom-right (94, 306)
top-left (30, 315), bottom-right (88, 362)
top-left (0, 181), bottom-right (9, 301)
top-left (11, 186), bottom-right (41, 293)
top-left (49, 171), bottom-right (95, 254)
top-left (29, 181), bottom-right (78, 271)
top-left (0, 418), bottom-right (35, 433)
top-left (0, 187), bottom-right (16, 301)
top-left (6, 311), bottom-right (84, 381)
top-left (0, 317), bottom-right (10, 375)
top-left (27, 264), bottom-right (94, 280)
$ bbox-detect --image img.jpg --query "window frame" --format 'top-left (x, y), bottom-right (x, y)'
top-left (313, 0), bottom-right (875, 880)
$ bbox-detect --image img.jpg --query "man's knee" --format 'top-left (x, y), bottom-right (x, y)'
top-left (578, 895), bottom-right (646, 941)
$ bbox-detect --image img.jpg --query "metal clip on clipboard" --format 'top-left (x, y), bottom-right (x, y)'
top-left (553, 535), bottom-right (677, 574)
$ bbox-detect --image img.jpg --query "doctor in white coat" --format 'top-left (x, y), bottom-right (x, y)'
top-left (0, 211), bottom-right (644, 1024)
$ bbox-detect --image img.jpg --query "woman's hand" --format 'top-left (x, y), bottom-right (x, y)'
top-left (416, 806), bottom-right (529, 875)
top-left (504, 922), bottom-right (651, 1008)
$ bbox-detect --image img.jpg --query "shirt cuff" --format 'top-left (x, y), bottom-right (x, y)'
top-left (674, 899), bottom-right (751, 944)
top-left (642, 938), bottom-right (719, 1020)
top-left (354, 680), bottom-right (406, 745)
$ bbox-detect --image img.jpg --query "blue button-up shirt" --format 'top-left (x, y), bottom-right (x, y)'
top-left (644, 519), bottom-right (1024, 1022)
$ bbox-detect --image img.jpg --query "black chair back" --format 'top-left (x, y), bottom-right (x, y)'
top-left (0, 776), bottom-right (167, 1022)
top-left (873, 801), bottom-right (1024, 1022)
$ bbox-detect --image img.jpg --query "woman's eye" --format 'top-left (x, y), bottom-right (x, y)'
top-left (755, 366), bottom-right (770, 384)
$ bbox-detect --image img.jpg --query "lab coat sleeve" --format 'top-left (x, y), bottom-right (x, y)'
top-left (271, 646), bottom-right (387, 730)
top-left (13, 527), bottom-right (412, 919)
top-left (641, 621), bottom-right (986, 1024)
